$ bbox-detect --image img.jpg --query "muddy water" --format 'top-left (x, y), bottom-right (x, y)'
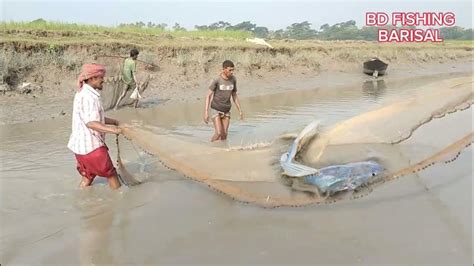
top-left (118, 71), bottom-right (469, 144)
top-left (1, 72), bottom-right (472, 264)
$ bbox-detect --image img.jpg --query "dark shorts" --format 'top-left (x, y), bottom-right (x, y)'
top-left (121, 81), bottom-right (136, 93)
top-left (75, 146), bottom-right (117, 180)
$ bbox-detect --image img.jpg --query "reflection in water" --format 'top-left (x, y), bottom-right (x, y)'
top-left (78, 190), bottom-right (118, 265)
top-left (362, 79), bottom-right (387, 99)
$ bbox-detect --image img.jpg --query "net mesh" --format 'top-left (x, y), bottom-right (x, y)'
top-left (119, 77), bottom-right (473, 208)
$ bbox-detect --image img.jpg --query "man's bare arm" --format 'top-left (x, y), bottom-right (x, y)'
top-left (132, 71), bottom-right (138, 84)
top-left (204, 89), bottom-right (214, 123)
top-left (232, 91), bottom-right (243, 120)
top-left (86, 121), bottom-right (121, 134)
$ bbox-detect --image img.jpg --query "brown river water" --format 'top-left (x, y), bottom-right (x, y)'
top-left (1, 68), bottom-right (472, 265)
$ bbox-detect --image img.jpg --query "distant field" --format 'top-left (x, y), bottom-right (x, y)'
top-left (1, 21), bottom-right (472, 91)
top-left (0, 21), bottom-right (252, 41)
top-left (1, 21), bottom-right (472, 49)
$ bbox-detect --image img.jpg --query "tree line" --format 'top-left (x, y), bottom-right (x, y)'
top-left (120, 20), bottom-right (473, 40)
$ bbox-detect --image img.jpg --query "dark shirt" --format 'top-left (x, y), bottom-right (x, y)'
top-left (209, 75), bottom-right (237, 113)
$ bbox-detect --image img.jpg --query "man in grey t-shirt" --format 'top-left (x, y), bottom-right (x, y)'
top-left (204, 60), bottom-right (243, 142)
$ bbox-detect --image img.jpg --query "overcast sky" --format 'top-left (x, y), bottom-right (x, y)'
top-left (1, 0), bottom-right (472, 30)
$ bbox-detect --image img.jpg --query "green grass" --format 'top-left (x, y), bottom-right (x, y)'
top-left (0, 21), bottom-right (252, 40)
top-left (444, 39), bottom-right (474, 46)
top-left (1, 21), bottom-right (471, 50)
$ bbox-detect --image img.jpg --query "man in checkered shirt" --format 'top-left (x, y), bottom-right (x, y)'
top-left (68, 64), bottom-right (123, 189)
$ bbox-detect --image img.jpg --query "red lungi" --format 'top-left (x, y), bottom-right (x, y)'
top-left (74, 146), bottom-right (117, 180)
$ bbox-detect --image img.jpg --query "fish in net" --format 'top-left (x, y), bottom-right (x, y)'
top-left (118, 77), bottom-right (473, 208)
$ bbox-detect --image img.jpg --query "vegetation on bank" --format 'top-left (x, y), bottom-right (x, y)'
top-left (1, 19), bottom-right (473, 41)
top-left (0, 20), bottom-right (472, 91)
top-left (0, 20), bottom-right (252, 40)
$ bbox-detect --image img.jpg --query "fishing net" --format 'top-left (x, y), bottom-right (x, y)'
top-left (94, 57), bottom-right (153, 110)
top-left (118, 77), bottom-right (473, 208)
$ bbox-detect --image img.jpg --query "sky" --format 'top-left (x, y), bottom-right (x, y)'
top-left (1, 0), bottom-right (472, 30)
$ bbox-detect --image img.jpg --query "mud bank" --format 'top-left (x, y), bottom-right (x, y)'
top-left (1, 35), bottom-right (472, 124)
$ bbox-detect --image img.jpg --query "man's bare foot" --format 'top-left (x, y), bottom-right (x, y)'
top-left (79, 178), bottom-right (92, 188)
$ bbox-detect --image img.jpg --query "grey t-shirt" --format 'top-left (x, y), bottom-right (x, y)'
top-left (209, 75), bottom-right (237, 113)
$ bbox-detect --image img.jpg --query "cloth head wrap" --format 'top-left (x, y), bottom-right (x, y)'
top-left (77, 63), bottom-right (106, 91)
